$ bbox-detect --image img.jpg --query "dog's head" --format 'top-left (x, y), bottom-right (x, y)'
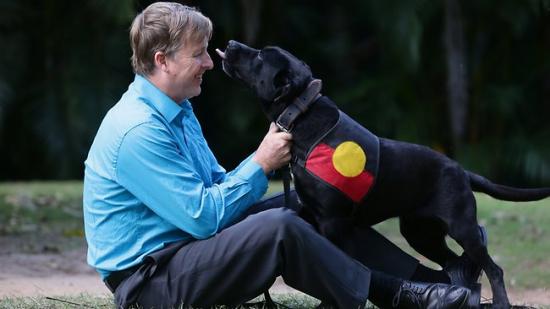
top-left (217, 40), bottom-right (314, 121)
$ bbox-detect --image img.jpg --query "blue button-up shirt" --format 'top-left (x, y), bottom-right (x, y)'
top-left (83, 75), bottom-right (268, 279)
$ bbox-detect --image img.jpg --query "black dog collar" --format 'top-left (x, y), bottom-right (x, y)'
top-left (276, 79), bottom-right (322, 132)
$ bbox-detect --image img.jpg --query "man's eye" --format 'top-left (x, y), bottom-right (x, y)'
top-left (193, 49), bottom-right (206, 58)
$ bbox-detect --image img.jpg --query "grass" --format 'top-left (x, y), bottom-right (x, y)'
top-left (0, 181), bottom-right (549, 308)
top-left (0, 181), bottom-right (83, 235)
top-left (0, 294), bottom-right (380, 309)
top-left (0, 181), bottom-right (85, 253)
top-left (0, 294), bottom-right (323, 308)
top-left (0, 294), bottom-right (114, 309)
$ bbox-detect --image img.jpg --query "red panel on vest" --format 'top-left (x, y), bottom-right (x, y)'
top-left (305, 143), bottom-right (374, 202)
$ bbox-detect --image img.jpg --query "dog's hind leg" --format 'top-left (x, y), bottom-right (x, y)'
top-left (399, 216), bottom-right (459, 267)
top-left (446, 192), bottom-right (511, 309)
top-left (450, 220), bottom-right (510, 308)
top-left (433, 165), bottom-right (509, 308)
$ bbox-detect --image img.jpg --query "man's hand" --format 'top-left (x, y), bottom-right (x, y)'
top-left (253, 123), bottom-right (293, 174)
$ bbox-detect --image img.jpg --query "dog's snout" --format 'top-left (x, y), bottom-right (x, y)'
top-left (227, 40), bottom-right (239, 47)
top-left (226, 40), bottom-right (259, 59)
top-left (226, 40), bottom-right (243, 54)
top-left (227, 40), bottom-right (247, 50)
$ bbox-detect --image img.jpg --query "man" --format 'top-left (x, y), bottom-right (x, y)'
top-left (83, 2), bottom-right (479, 308)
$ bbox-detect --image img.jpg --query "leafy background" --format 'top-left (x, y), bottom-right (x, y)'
top-left (0, 0), bottom-right (549, 186)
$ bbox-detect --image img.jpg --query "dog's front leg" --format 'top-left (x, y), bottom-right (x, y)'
top-left (316, 217), bottom-right (355, 249)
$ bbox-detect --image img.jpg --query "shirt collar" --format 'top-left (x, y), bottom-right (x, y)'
top-left (132, 74), bottom-right (192, 123)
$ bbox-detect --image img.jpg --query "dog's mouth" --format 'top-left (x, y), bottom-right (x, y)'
top-left (215, 47), bottom-right (229, 70)
top-left (215, 44), bottom-right (245, 81)
top-left (215, 48), bottom-right (226, 60)
top-left (215, 46), bottom-right (237, 79)
top-left (216, 40), bottom-right (263, 83)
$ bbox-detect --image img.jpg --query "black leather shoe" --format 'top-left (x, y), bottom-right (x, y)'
top-left (392, 281), bottom-right (475, 309)
top-left (445, 254), bottom-right (482, 287)
top-left (445, 255), bottom-right (482, 309)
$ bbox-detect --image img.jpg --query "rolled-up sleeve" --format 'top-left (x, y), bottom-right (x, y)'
top-left (115, 121), bottom-right (268, 239)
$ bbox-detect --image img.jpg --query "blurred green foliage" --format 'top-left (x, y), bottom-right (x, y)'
top-left (0, 0), bottom-right (548, 186)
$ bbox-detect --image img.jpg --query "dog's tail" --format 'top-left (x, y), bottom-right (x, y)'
top-left (468, 171), bottom-right (550, 202)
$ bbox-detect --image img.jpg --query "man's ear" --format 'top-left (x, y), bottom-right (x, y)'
top-left (154, 51), bottom-right (168, 72)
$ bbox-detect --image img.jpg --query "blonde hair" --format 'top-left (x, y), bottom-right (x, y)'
top-left (129, 2), bottom-right (213, 76)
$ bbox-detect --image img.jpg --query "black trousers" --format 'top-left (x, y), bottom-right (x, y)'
top-left (114, 191), bottom-right (418, 309)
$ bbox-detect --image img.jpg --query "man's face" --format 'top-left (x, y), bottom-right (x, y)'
top-left (165, 37), bottom-right (213, 102)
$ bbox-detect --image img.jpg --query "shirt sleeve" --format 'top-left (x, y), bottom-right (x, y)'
top-left (115, 121), bottom-right (268, 239)
top-left (206, 142), bottom-right (228, 184)
top-left (187, 112), bottom-right (227, 184)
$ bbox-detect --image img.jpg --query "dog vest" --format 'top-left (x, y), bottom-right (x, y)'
top-left (295, 111), bottom-right (379, 203)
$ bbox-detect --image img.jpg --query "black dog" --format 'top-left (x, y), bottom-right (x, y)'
top-left (216, 40), bottom-right (550, 309)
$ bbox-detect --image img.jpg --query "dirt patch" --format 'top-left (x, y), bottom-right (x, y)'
top-left (0, 246), bottom-right (109, 297)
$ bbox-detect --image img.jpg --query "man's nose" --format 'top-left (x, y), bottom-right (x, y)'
top-left (203, 51), bottom-right (214, 70)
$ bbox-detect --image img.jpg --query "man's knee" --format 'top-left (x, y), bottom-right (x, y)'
top-left (252, 208), bottom-right (311, 238)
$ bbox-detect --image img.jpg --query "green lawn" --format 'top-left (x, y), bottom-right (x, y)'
top-left (0, 181), bottom-right (83, 235)
top-left (0, 181), bottom-right (549, 308)
top-left (0, 293), bottom-right (348, 309)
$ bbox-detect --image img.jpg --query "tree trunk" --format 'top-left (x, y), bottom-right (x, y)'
top-left (240, 0), bottom-right (263, 45)
top-left (444, 0), bottom-right (468, 155)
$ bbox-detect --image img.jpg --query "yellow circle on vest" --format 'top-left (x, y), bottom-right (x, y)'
top-left (332, 141), bottom-right (367, 177)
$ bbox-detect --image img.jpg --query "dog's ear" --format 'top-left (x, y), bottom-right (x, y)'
top-left (272, 68), bottom-right (293, 102)
top-left (275, 64), bottom-right (313, 102)
top-left (274, 83), bottom-right (292, 102)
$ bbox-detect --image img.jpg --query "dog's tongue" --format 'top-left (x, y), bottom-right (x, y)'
top-left (215, 48), bottom-right (226, 59)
